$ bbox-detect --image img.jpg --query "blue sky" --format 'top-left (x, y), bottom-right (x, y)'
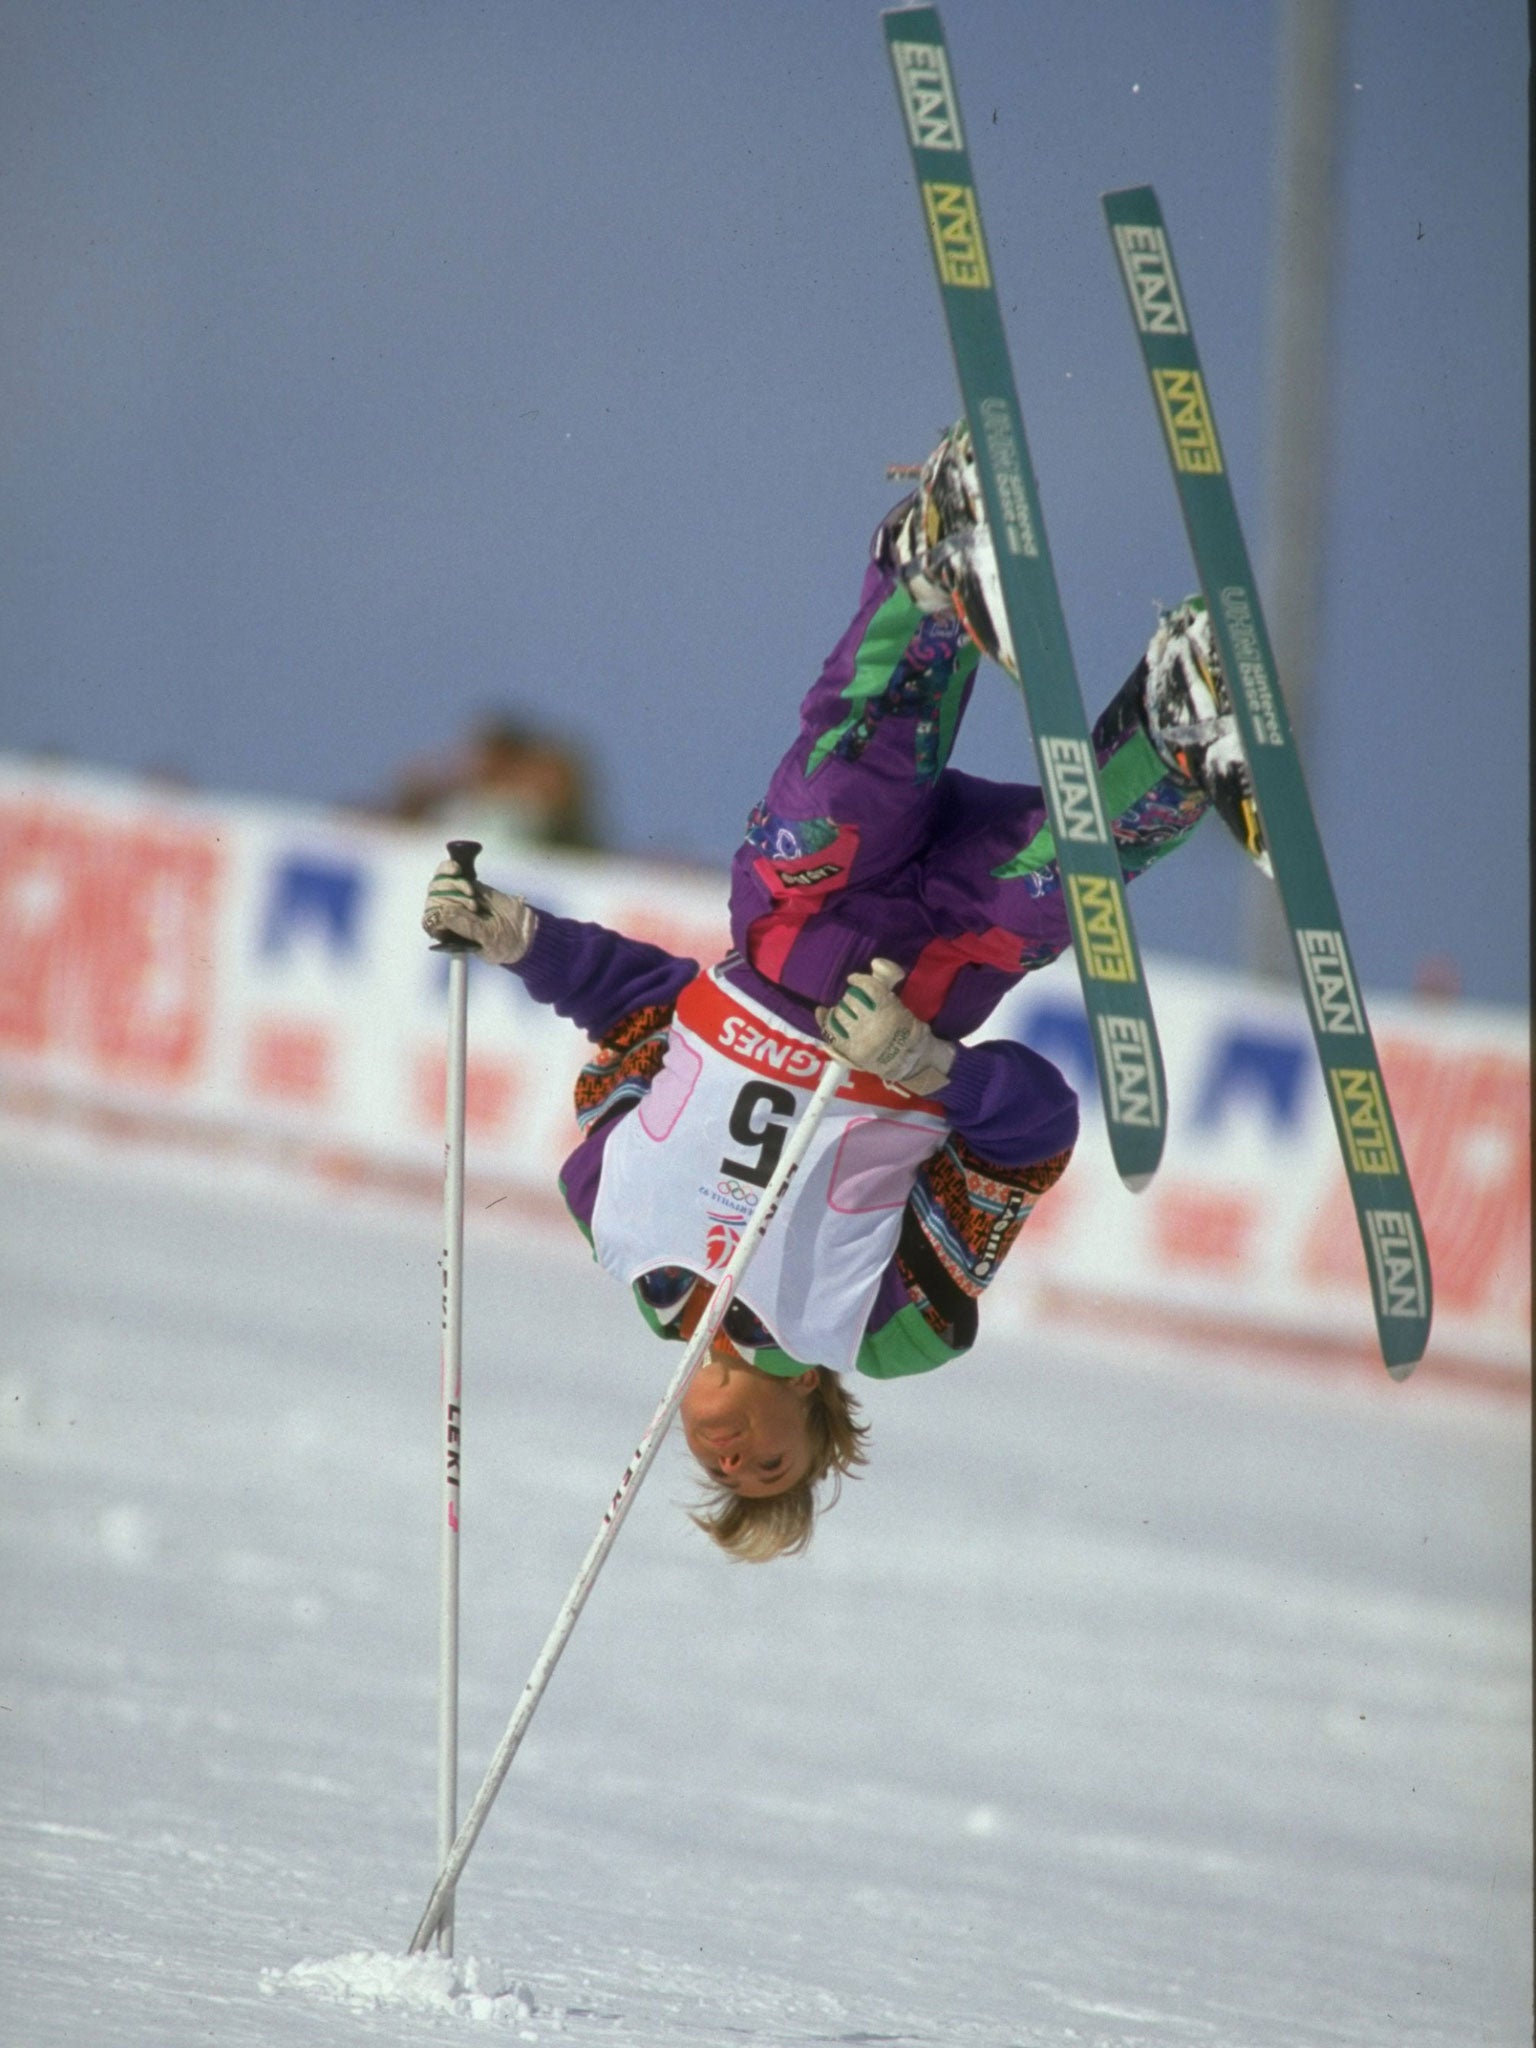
top-left (3, 0), bottom-right (1527, 1003)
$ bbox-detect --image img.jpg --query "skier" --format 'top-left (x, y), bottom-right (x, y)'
top-left (421, 424), bottom-right (1268, 1562)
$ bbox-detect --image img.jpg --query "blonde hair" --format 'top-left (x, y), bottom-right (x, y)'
top-left (689, 1360), bottom-right (870, 1563)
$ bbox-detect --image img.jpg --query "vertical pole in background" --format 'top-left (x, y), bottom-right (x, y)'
top-left (1253, 0), bottom-right (1344, 979)
top-left (428, 836), bottom-right (483, 1957)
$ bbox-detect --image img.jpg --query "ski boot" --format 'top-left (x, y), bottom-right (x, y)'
top-left (1143, 598), bottom-right (1271, 875)
top-left (882, 421), bottom-right (1017, 678)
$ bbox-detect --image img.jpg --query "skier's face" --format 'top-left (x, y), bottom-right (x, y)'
top-left (679, 1350), bottom-right (818, 1498)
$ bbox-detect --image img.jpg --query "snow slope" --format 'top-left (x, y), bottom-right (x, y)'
top-left (2, 1127), bottom-right (1529, 2047)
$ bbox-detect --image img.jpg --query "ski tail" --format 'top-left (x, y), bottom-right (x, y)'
top-left (1102, 184), bottom-right (1431, 1375)
top-left (884, 9), bottom-right (1168, 1193)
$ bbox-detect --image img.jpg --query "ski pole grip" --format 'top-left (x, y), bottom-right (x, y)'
top-left (431, 839), bottom-right (487, 953)
top-left (446, 839), bottom-right (483, 885)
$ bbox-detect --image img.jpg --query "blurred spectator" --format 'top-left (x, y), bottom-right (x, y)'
top-left (1413, 954), bottom-right (1462, 1001)
top-left (390, 713), bottom-right (599, 853)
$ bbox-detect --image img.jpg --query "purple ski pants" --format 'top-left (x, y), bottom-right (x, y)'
top-left (727, 546), bottom-right (1207, 1044)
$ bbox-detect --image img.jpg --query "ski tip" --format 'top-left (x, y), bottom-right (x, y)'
top-left (1119, 1168), bottom-right (1156, 1196)
top-left (1385, 1357), bottom-right (1420, 1384)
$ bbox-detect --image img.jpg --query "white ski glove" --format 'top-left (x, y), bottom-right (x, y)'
top-left (421, 857), bottom-right (536, 966)
top-left (816, 958), bottom-right (955, 1098)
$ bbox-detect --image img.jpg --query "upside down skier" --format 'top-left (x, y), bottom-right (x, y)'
top-left (421, 424), bottom-right (1269, 1563)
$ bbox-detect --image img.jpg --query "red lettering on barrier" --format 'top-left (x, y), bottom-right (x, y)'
top-left (413, 1050), bottom-right (520, 1137)
top-left (0, 800), bottom-right (222, 1084)
top-left (1019, 1171), bottom-right (1072, 1239)
top-left (246, 1021), bottom-right (334, 1104)
top-left (0, 807), bottom-right (84, 1050)
top-left (1302, 1037), bottom-right (1530, 1323)
top-left (1151, 1183), bottom-right (1259, 1270)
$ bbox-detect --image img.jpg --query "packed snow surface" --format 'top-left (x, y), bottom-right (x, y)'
top-left (2, 1127), bottom-right (1529, 2046)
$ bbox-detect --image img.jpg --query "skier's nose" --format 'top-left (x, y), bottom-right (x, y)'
top-left (716, 1446), bottom-right (743, 1474)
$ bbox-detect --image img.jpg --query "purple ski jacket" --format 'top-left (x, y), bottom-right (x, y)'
top-left (509, 909), bottom-right (1078, 1379)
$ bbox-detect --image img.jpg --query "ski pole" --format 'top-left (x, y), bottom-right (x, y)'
top-left (408, 1048), bottom-right (849, 1954)
top-left (425, 836), bottom-right (484, 1957)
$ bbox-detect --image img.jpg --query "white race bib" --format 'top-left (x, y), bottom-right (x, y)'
top-left (591, 970), bottom-right (949, 1373)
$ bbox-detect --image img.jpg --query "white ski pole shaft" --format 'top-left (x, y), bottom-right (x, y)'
top-left (408, 1050), bottom-right (849, 1954)
top-left (428, 836), bottom-right (483, 1958)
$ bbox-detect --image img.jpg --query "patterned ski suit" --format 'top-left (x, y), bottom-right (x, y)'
top-left (510, 521), bottom-right (1208, 1378)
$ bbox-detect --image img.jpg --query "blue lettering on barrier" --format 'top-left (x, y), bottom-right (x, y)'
top-left (1194, 1029), bottom-right (1309, 1131)
top-left (1019, 1001), bottom-right (1097, 1099)
top-left (262, 856), bottom-right (367, 958)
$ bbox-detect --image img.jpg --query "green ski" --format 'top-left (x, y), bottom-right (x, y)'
top-left (1102, 183), bottom-right (1431, 1376)
top-left (884, 9), bottom-right (1167, 1192)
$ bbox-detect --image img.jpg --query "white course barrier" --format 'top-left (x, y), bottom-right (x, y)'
top-left (986, 967), bottom-right (1528, 1388)
top-left (0, 759), bottom-right (1526, 1390)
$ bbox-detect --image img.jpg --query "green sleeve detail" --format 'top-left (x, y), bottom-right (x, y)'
top-left (991, 723), bottom-right (1170, 880)
top-left (748, 1339), bottom-right (824, 1379)
top-left (558, 1173), bottom-right (596, 1249)
top-left (618, 1287), bottom-right (827, 1370)
top-left (663, 1318), bottom-right (958, 1382)
top-left (990, 823), bottom-right (1054, 881)
top-left (934, 642), bottom-right (973, 766)
top-left (628, 1282), bottom-right (668, 1339)
top-left (806, 584), bottom-right (976, 776)
top-left (624, 1320), bottom-right (825, 1380)
top-left (852, 1300), bottom-right (963, 1379)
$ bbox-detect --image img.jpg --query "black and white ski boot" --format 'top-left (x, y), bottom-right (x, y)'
top-left (882, 421), bottom-right (1017, 678)
top-left (1143, 598), bottom-right (1271, 875)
